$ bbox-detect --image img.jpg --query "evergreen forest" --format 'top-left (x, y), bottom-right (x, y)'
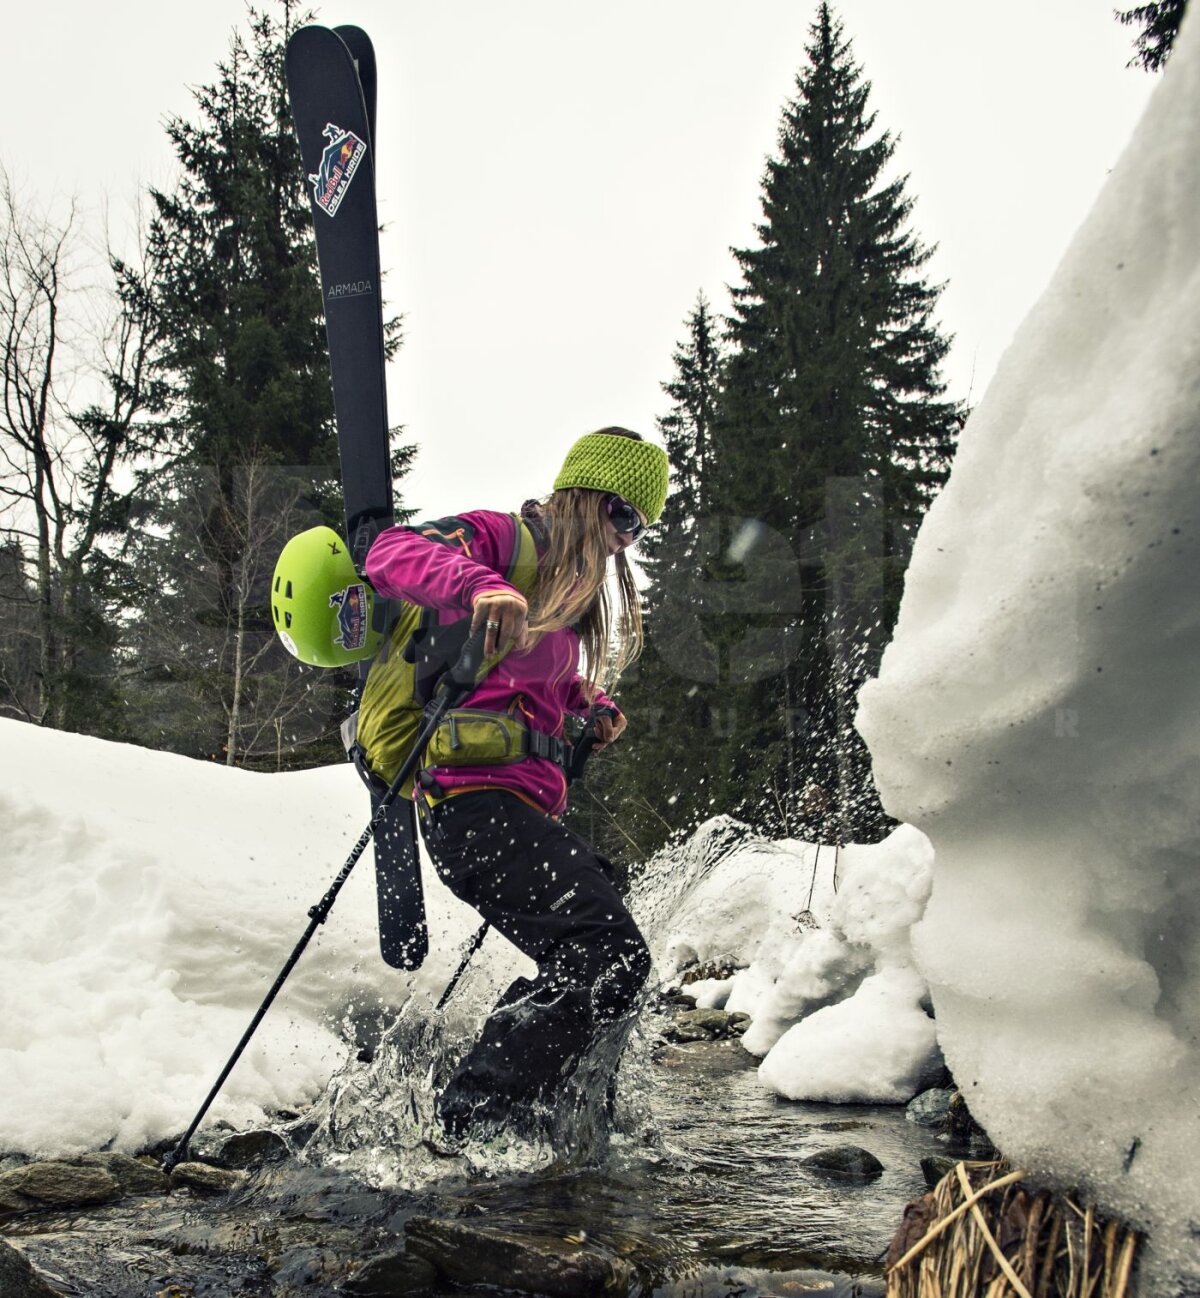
top-left (0, 2), bottom-right (1180, 862)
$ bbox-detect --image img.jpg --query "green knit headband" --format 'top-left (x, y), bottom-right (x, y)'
top-left (553, 433), bottom-right (669, 524)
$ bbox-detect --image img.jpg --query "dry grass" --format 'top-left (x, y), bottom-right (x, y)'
top-left (885, 1160), bottom-right (1141, 1298)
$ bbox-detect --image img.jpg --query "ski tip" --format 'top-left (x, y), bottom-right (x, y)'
top-left (286, 23), bottom-right (353, 64)
top-left (334, 23), bottom-right (374, 50)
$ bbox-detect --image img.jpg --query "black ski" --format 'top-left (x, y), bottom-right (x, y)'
top-left (286, 24), bottom-right (429, 972)
top-left (334, 26), bottom-right (376, 142)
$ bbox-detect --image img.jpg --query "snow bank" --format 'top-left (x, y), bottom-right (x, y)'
top-left (857, 13), bottom-right (1200, 1287)
top-left (0, 721), bottom-right (499, 1155)
top-left (634, 819), bottom-right (942, 1103)
top-left (0, 720), bottom-right (937, 1157)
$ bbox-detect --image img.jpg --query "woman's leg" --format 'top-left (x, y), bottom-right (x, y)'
top-left (423, 790), bottom-right (651, 1134)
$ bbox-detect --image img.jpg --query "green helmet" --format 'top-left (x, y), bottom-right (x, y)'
top-left (271, 526), bottom-right (383, 668)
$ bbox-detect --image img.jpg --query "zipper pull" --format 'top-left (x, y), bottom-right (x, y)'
top-left (448, 712), bottom-right (462, 751)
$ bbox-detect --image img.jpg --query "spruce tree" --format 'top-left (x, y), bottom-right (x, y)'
top-left (585, 295), bottom-right (727, 863)
top-left (657, 293), bottom-right (721, 531)
top-left (711, 3), bottom-right (960, 842)
top-left (1118, 0), bottom-right (1187, 70)
top-left (124, 4), bottom-right (411, 767)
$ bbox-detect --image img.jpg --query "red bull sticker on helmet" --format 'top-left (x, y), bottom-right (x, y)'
top-left (329, 582), bottom-right (369, 652)
top-left (308, 122), bottom-right (367, 217)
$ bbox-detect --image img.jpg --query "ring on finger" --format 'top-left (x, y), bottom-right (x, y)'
top-left (486, 619), bottom-right (501, 629)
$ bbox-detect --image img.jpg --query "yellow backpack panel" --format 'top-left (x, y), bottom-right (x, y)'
top-left (355, 513), bottom-right (538, 796)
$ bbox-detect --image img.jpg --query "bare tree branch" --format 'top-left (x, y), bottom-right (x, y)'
top-left (0, 170), bottom-right (165, 728)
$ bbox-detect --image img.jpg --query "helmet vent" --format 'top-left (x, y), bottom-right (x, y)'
top-left (274, 575), bottom-right (280, 592)
top-left (285, 611), bottom-right (292, 628)
top-left (285, 580), bottom-right (293, 599)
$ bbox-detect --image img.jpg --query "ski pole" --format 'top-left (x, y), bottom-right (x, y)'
top-left (434, 921), bottom-right (490, 1013)
top-left (162, 631), bottom-right (489, 1173)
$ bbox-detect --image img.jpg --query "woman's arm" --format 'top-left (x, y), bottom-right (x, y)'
top-left (365, 511), bottom-right (522, 618)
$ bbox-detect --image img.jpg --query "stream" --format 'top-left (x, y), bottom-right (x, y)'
top-left (2, 1027), bottom-right (957, 1297)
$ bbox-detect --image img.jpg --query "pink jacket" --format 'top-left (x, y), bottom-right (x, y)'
top-left (365, 509), bottom-right (619, 818)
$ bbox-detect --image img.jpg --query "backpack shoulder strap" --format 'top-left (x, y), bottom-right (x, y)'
top-left (504, 515), bottom-right (539, 597)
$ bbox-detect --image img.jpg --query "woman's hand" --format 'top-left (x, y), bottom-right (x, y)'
top-left (471, 589), bottom-right (529, 657)
top-left (590, 705), bottom-right (627, 751)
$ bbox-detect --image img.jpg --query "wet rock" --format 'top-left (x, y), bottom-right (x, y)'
top-left (921, 1155), bottom-right (960, 1189)
top-left (136, 1133), bottom-right (184, 1165)
top-left (652, 1038), bottom-right (759, 1072)
top-left (663, 1022), bottom-right (711, 1043)
top-left (344, 1249), bottom-right (439, 1296)
top-left (663, 1007), bottom-right (750, 1043)
top-left (906, 1087), bottom-right (954, 1127)
top-left (655, 989), bottom-right (697, 1008)
top-left (680, 958), bottom-right (739, 985)
top-left (282, 1116), bottom-right (320, 1151)
top-left (72, 1152), bottom-right (169, 1195)
top-left (405, 1215), bottom-right (632, 1297)
top-left (169, 1162), bottom-right (248, 1195)
top-left (945, 1091), bottom-right (993, 1149)
top-left (0, 1182), bottom-right (36, 1213)
top-left (0, 1161), bottom-right (122, 1206)
top-left (271, 1245), bottom-right (337, 1288)
top-left (0, 1238), bottom-right (60, 1298)
top-left (800, 1145), bottom-right (884, 1182)
top-left (218, 1129), bottom-right (289, 1169)
top-left (139, 1121), bottom-right (234, 1168)
top-left (139, 1129), bottom-right (230, 1169)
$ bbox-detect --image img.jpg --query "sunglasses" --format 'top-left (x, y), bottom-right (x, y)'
top-left (605, 494), bottom-right (647, 542)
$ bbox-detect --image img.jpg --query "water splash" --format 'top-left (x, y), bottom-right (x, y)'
top-left (292, 946), bottom-right (660, 1189)
top-left (289, 817), bottom-right (757, 1188)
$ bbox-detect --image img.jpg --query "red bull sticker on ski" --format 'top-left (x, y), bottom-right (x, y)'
top-left (309, 122), bottom-right (367, 217)
top-left (329, 582), bottom-right (369, 651)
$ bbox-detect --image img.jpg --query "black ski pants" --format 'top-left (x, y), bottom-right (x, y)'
top-left (421, 789), bottom-right (651, 1127)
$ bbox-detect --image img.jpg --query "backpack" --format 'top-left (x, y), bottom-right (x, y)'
top-left (353, 513), bottom-right (540, 796)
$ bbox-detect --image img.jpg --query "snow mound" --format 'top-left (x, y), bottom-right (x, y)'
top-left (0, 721), bottom-right (493, 1155)
top-left (857, 13), bottom-right (1200, 1289)
top-left (635, 820), bottom-right (941, 1103)
top-left (758, 967), bottom-right (939, 1104)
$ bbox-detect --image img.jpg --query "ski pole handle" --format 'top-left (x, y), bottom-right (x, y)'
top-left (440, 624), bottom-right (490, 704)
top-left (569, 706), bottom-right (617, 784)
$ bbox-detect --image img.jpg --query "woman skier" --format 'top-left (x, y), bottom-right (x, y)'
top-left (364, 426), bottom-right (669, 1139)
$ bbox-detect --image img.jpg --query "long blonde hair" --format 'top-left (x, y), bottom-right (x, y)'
top-left (524, 432), bottom-right (646, 698)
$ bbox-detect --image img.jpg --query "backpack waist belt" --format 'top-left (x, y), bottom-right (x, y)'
top-left (421, 708), bottom-right (570, 772)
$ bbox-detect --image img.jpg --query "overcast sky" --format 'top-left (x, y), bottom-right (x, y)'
top-left (3, 1), bottom-right (1157, 520)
